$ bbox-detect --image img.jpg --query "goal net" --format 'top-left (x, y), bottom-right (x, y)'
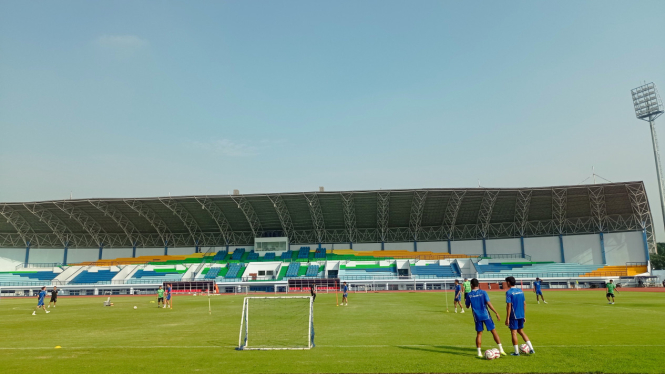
top-left (237, 296), bottom-right (314, 350)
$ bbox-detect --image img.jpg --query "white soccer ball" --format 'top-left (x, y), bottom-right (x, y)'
top-left (491, 348), bottom-right (500, 357)
top-left (133, 306), bottom-right (137, 309)
top-left (520, 344), bottom-right (530, 354)
top-left (485, 349), bottom-right (498, 360)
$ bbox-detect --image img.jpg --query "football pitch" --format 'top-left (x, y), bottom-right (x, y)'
top-left (1, 290), bottom-right (664, 374)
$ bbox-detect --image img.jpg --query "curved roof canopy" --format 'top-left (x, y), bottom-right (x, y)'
top-left (0, 182), bottom-right (655, 252)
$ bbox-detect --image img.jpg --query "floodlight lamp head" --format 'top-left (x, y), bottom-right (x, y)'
top-left (631, 82), bottom-right (664, 121)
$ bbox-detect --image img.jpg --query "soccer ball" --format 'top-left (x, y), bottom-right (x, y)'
top-left (520, 344), bottom-right (530, 354)
top-left (485, 349), bottom-right (499, 360)
top-left (133, 306), bottom-right (137, 310)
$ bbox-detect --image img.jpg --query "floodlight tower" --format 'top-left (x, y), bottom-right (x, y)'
top-left (631, 82), bottom-right (665, 229)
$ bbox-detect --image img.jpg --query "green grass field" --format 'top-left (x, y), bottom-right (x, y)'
top-left (1, 290), bottom-right (664, 374)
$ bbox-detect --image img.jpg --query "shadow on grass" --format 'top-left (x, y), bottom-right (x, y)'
top-left (397, 345), bottom-right (475, 357)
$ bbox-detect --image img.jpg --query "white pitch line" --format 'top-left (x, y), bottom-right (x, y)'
top-left (0, 344), bottom-right (664, 350)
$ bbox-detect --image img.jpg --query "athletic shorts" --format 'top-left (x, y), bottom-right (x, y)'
top-left (536, 290), bottom-right (543, 296)
top-left (166, 295), bottom-right (171, 300)
top-left (50, 296), bottom-right (57, 302)
top-left (343, 293), bottom-right (348, 297)
top-left (509, 318), bottom-right (525, 330)
top-left (454, 296), bottom-right (461, 302)
top-left (37, 301), bottom-right (44, 307)
top-left (606, 293), bottom-right (614, 298)
top-left (158, 297), bottom-right (164, 302)
top-left (474, 317), bottom-right (495, 332)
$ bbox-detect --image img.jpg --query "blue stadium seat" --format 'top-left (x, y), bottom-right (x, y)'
top-left (71, 270), bottom-right (118, 284)
top-left (285, 262), bottom-right (300, 277)
top-left (306, 264), bottom-right (319, 277)
top-left (231, 248), bottom-right (245, 261)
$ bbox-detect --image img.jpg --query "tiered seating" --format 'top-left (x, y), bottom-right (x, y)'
top-left (481, 263), bottom-right (604, 278)
top-left (71, 269), bottom-right (118, 284)
top-left (128, 268), bottom-right (184, 284)
top-left (247, 251), bottom-right (259, 260)
top-left (581, 264), bottom-right (648, 277)
top-left (263, 252), bottom-right (276, 260)
top-left (231, 248), bottom-right (245, 260)
top-left (226, 263), bottom-right (244, 278)
top-left (476, 263), bottom-right (527, 274)
top-left (315, 248), bottom-right (326, 259)
top-left (0, 271), bottom-right (59, 285)
top-left (212, 251), bottom-right (228, 261)
top-left (306, 264), bottom-right (320, 277)
top-left (339, 264), bottom-right (398, 279)
top-left (410, 264), bottom-right (459, 278)
top-left (205, 267), bottom-right (221, 279)
top-left (285, 262), bottom-right (300, 277)
top-left (280, 250), bottom-right (292, 260)
top-left (298, 247), bottom-right (310, 259)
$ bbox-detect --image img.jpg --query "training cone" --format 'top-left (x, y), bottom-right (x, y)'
top-left (55, 346), bottom-right (61, 349)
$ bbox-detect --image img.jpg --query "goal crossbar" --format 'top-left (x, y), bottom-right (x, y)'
top-left (237, 296), bottom-right (314, 350)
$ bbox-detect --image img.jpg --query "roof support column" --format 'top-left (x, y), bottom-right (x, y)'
top-left (230, 196), bottom-right (263, 239)
top-left (377, 192), bottom-right (390, 249)
top-left (25, 241), bottom-right (30, 265)
top-left (99, 244), bottom-right (103, 261)
top-left (409, 191), bottom-right (427, 252)
top-left (559, 234), bottom-right (565, 263)
top-left (341, 193), bottom-right (357, 246)
top-left (552, 188), bottom-right (567, 263)
top-left (441, 191), bottom-right (465, 241)
top-left (588, 186), bottom-right (608, 264)
top-left (477, 190), bottom-right (499, 240)
top-left (63, 241), bottom-right (68, 265)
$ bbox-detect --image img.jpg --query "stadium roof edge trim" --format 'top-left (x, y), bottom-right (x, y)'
top-left (0, 181), bottom-right (648, 204)
top-left (0, 181), bottom-right (656, 253)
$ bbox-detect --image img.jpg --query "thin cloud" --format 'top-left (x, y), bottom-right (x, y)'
top-left (188, 138), bottom-right (288, 157)
top-left (189, 139), bottom-right (259, 157)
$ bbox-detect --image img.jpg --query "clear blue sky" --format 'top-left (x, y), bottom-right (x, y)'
top-left (1, 1), bottom-right (665, 235)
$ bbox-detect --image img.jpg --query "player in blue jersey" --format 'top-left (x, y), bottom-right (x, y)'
top-left (342, 282), bottom-right (348, 306)
top-left (453, 279), bottom-right (464, 313)
top-left (505, 276), bottom-right (534, 355)
top-left (164, 284), bottom-right (173, 309)
top-left (32, 286), bottom-right (50, 315)
top-left (533, 277), bottom-right (547, 304)
top-left (465, 278), bottom-right (506, 357)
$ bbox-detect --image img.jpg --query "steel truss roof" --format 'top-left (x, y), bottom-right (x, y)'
top-left (0, 182), bottom-right (656, 253)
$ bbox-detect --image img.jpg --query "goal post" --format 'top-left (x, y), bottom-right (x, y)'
top-left (237, 296), bottom-right (314, 350)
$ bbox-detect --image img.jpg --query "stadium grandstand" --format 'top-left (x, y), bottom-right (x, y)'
top-left (0, 182), bottom-right (654, 295)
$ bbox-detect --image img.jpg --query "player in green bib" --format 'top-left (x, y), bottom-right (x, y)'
top-left (606, 280), bottom-right (619, 304)
top-left (463, 278), bottom-right (472, 301)
top-left (157, 286), bottom-right (165, 308)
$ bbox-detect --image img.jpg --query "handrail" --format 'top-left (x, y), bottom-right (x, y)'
top-left (15, 263), bottom-right (64, 270)
top-left (480, 271), bottom-right (628, 278)
top-left (478, 254), bottom-right (532, 261)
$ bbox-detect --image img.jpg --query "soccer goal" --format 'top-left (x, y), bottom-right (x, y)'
top-left (237, 296), bottom-right (314, 350)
